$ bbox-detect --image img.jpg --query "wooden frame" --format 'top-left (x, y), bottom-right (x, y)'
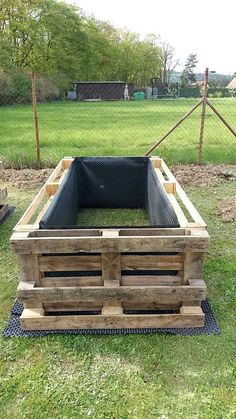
top-left (11, 157), bottom-right (209, 330)
top-left (0, 187), bottom-right (9, 222)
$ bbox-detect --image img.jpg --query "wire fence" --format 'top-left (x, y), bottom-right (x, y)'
top-left (0, 71), bottom-right (236, 168)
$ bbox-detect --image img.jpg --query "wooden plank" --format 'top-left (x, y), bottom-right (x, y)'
top-left (39, 255), bottom-right (101, 272)
top-left (102, 252), bottom-right (121, 287)
top-left (28, 228), bottom-right (187, 238)
top-left (176, 184), bottom-right (207, 227)
top-left (0, 187), bottom-right (7, 204)
top-left (20, 311), bottom-right (205, 330)
top-left (62, 158), bottom-right (74, 170)
top-left (41, 276), bottom-right (103, 287)
top-left (58, 168), bottom-right (68, 183)
top-left (21, 308), bottom-right (45, 319)
top-left (41, 275), bottom-right (181, 287)
top-left (187, 279), bottom-right (206, 292)
top-left (17, 283), bottom-right (207, 303)
top-left (30, 229), bottom-right (101, 237)
top-left (16, 186), bottom-right (46, 226)
top-left (17, 254), bottom-right (41, 285)
top-left (15, 158), bottom-right (66, 227)
top-left (121, 254), bottom-right (183, 271)
top-left (14, 225), bottom-right (39, 232)
top-left (183, 253), bottom-right (204, 284)
top-left (45, 160), bottom-right (63, 184)
top-left (46, 183), bottom-right (59, 196)
top-left (161, 159), bottom-right (207, 227)
top-left (119, 228), bottom-right (186, 236)
top-left (155, 168), bottom-right (166, 182)
top-left (11, 234), bottom-right (209, 254)
top-left (44, 301), bottom-right (180, 312)
top-left (180, 306), bottom-right (204, 315)
top-left (121, 275), bottom-right (182, 286)
top-left (35, 195), bottom-right (54, 224)
top-left (163, 182), bottom-right (176, 194)
top-left (122, 301), bottom-right (180, 310)
top-left (102, 230), bottom-right (120, 238)
top-left (44, 302), bottom-right (102, 311)
top-left (102, 301), bottom-right (123, 316)
top-left (188, 279), bottom-right (206, 288)
top-left (150, 157), bottom-right (162, 168)
top-left (102, 306), bottom-right (123, 315)
top-left (24, 302), bottom-right (43, 309)
top-left (167, 194), bottom-right (188, 228)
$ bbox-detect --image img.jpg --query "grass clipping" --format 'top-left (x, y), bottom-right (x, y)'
top-left (218, 197), bottom-right (236, 222)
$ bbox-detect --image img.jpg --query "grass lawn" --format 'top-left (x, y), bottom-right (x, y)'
top-left (0, 98), bottom-right (236, 168)
top-left (0, 177), bottom-right (235, 418)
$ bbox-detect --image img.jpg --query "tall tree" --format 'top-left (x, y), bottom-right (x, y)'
top-left (160, 42), bottom-right (179, 85)
top-left (181, 53), bottom-right (198, 86)
top-left (0, 0), bottom-right (165, 89)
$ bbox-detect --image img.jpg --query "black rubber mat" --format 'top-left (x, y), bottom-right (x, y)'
top-left (0, 206), bottom-right (15, 226)
top-left (3, 300), bottom-right (220, 337)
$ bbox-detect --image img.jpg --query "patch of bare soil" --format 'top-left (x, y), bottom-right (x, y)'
top-left (218, 197), bottom-right (236, 222)
top-left (172, 164), bottom-right (236, 187)
top-left (0, 168), bottom-right (53, 189)
top-left (0, 164), bottom-right (235, 190)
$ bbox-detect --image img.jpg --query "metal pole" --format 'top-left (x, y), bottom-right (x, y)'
top-left (198, 67), bottom-right (209, 164)
top-left (144, 99), bottom-right (202, 156)
top-left (31, 71), bottom-right (41, 166)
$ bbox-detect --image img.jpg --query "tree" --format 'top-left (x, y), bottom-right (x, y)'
top-left (181, 53), bottom-right (198, 86)
top-left (160, 42), bottom-right (179, 85)
top-left (0, 0), bottom-right (165, 90)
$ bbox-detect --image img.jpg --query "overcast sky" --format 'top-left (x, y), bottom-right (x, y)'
top-left (66, 0), bottom-right (236, 74)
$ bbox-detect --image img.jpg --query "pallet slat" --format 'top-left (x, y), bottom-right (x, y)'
top-left (20, 307), bottom-right (205, 330)
top-left (17, 282), bottom-right (207, 303)
top-left (121, 254), bottom-right (183, 270)
top-left (39, 255), bottom-right (101, 271)
top-left (12, 234), bottom-right (209, 254)
top-left (41, 275), bottom-right (182, 287)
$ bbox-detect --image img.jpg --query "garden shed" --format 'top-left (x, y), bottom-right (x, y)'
top-left (73, 81), bottom-right (134, 101)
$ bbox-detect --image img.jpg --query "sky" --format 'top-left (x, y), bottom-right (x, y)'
top-left (66, 0), bottom-right (236, 74)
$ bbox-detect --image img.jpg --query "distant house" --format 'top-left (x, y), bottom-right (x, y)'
top-left (226, 77), bottom-right (236, 89)
top-left (73, 81), bottom-right (134, 101)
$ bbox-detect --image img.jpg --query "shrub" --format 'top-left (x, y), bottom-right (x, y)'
top-left (0, 68), bottom-right (61, 106)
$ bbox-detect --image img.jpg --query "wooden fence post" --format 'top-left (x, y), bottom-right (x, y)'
top-left (198, 67), bottom-right (209, 164)
top-left (31, 71), bottom-right (41, 166)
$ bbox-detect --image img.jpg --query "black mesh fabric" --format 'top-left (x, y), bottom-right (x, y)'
top-left (39, 157), bottom-right (179, 229)
top-left (3, 299), bottom-right (220, 336)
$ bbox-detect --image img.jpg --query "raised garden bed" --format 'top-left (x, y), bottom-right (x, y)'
top-left (11, 156), bottom-right (209, 330)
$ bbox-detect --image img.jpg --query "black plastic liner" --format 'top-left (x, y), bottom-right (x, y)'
top-left (40, 157), bottom-right (179, 229)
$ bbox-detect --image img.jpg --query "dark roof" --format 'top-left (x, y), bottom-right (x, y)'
top-left (73, 81), bottom-right (126, 84)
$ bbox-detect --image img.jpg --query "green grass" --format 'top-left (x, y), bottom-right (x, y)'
top-left (0, 98), bottom-right (236, 168)
top-left (77, 208), bottom-right (149, 226)
top-left (0, 178), bottom-right (236, 418)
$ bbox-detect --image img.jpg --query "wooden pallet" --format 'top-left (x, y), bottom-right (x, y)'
top-left (0, 187), bottom-right (9, 222)
top-left (11, 157), bottom-right (209, 330)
